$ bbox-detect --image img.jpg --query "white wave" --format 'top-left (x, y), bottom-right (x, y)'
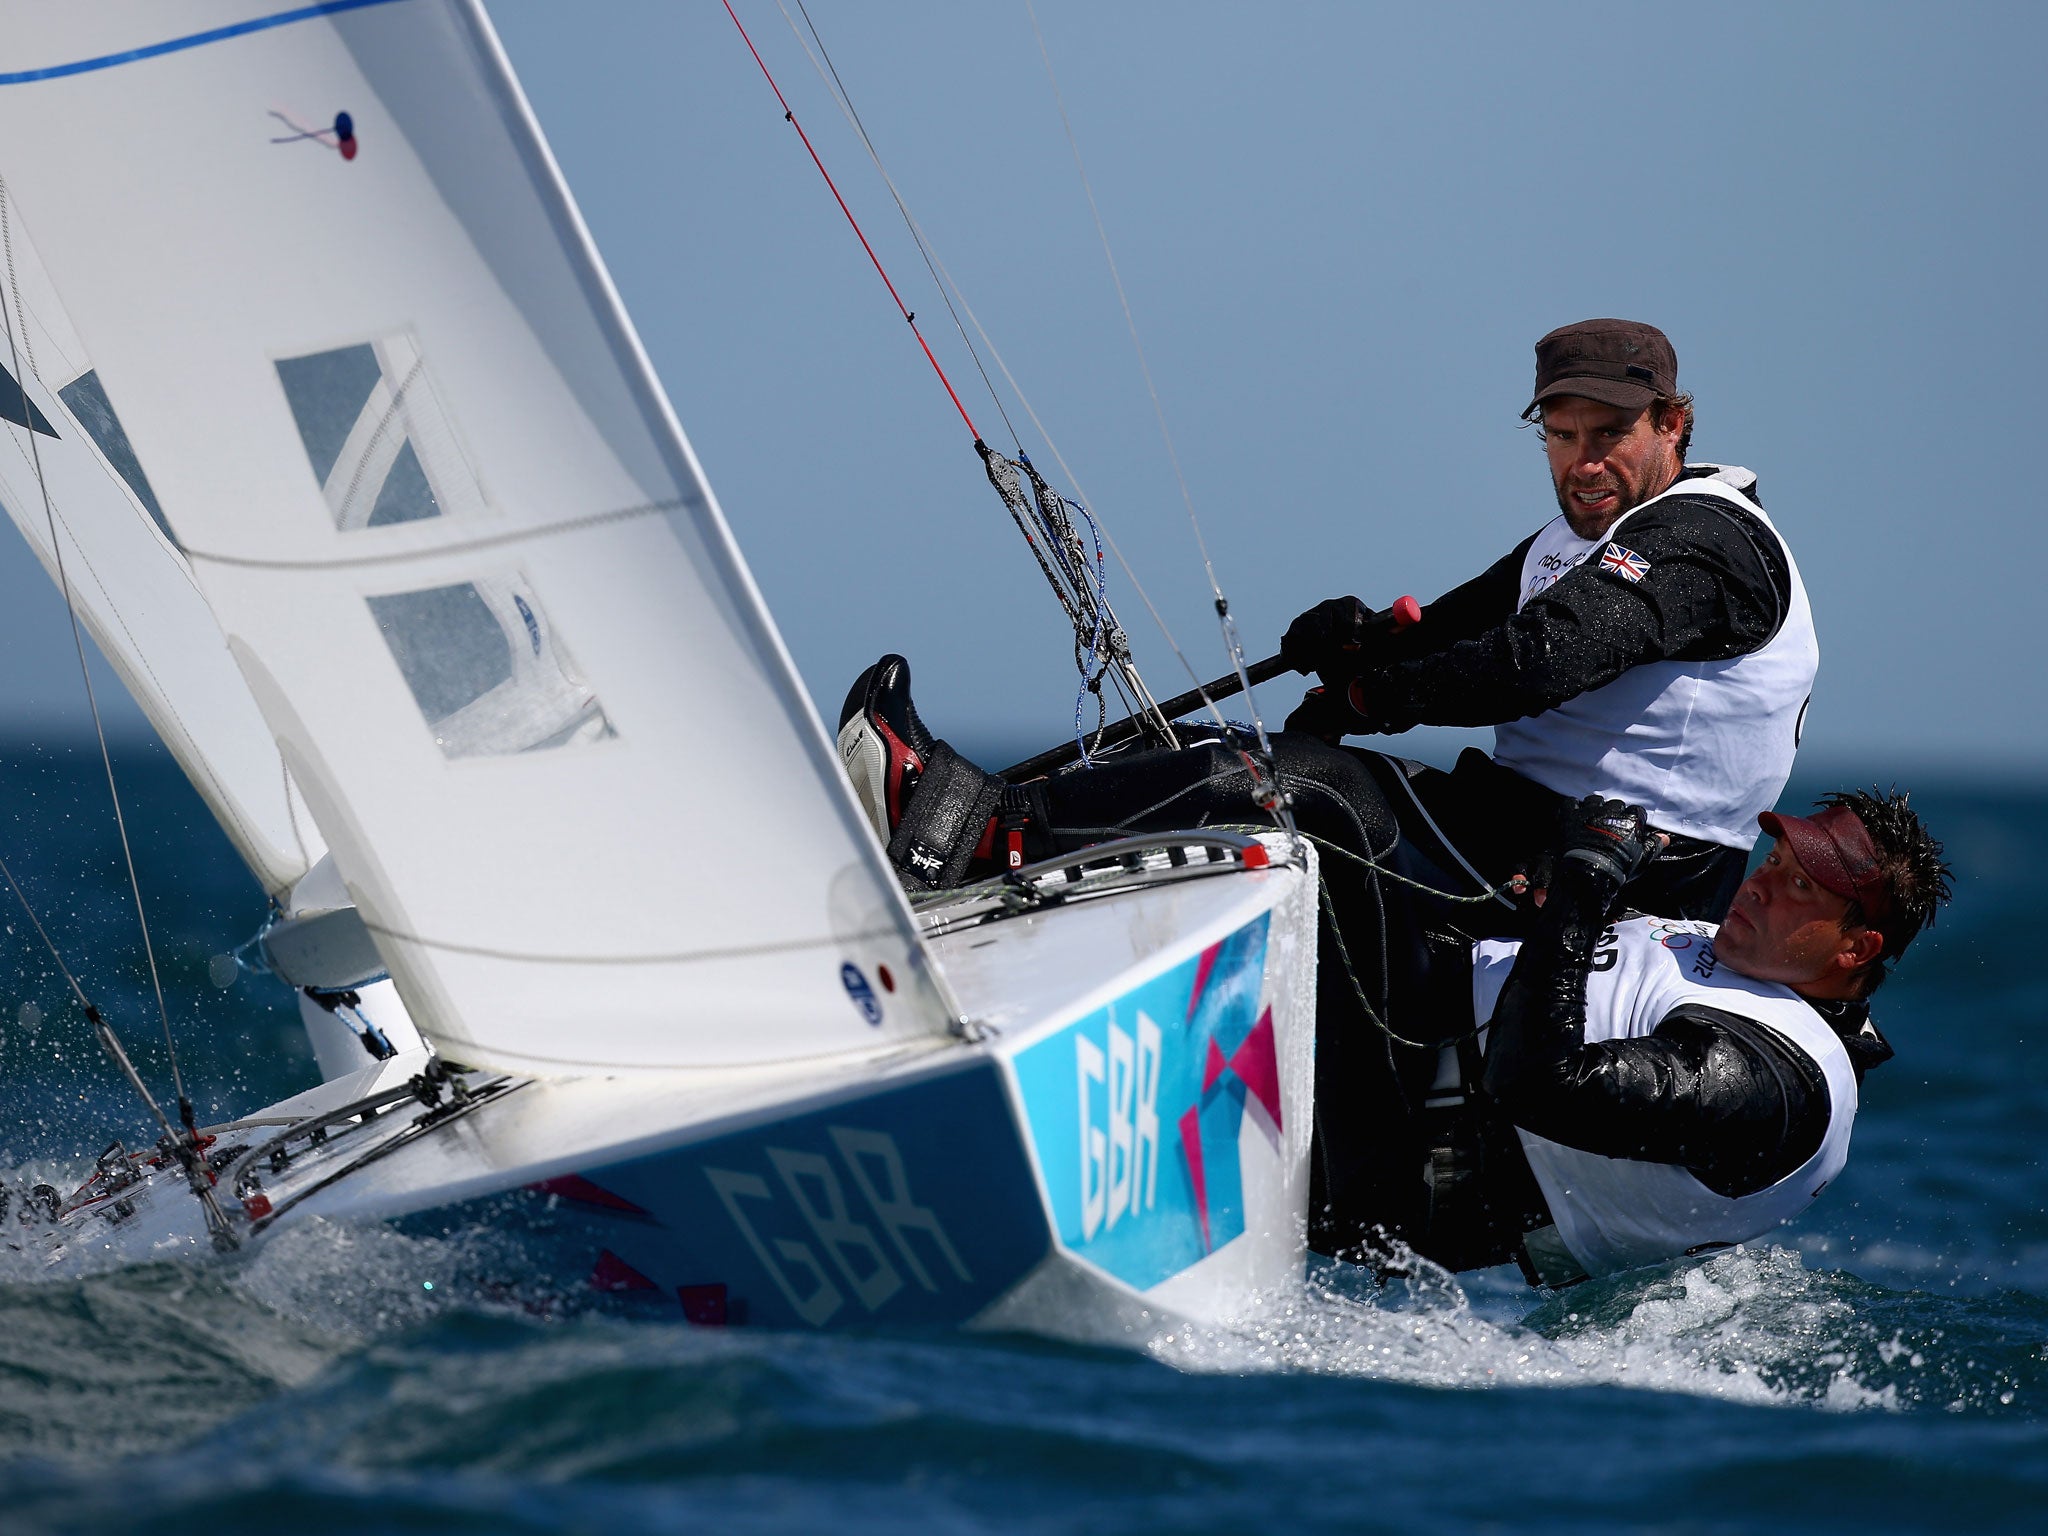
top-left (1149, 1244), bottom-right (1901, 1411)
top-left (230, 1216), bottom-right (474, 1341)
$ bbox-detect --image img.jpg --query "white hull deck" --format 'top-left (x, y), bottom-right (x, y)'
top-left (43, 835), bottom-right (1318, 1344)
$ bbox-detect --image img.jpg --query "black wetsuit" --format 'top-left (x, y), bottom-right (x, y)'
top-left (1318, 838), bottom-right (1894, 1276)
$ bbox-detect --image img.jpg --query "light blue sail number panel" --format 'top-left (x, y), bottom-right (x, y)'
top-left (1011, 913), bottom-right (1280, 1290)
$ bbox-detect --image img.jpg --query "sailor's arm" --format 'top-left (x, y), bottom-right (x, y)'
top-left (1480, 799), bottom-right (1830, 1198)
top-left (1476, 801), bottom-right (1632, 1100)
top-left (1343, 497), bottom-right (1787, 733)
top-left (1501, 1004), bottom-right (1829, 1197)
top-left (1404, 540), bottom-right (1532, 655)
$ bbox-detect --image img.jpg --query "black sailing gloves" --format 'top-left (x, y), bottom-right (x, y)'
top-left (1279, 594), bottom-right (1427, 740)
top-left (1556, 796), bottom-right (1665, 915)
top-left (1282, 685), bottom-right (1369, 741)
top-left (1280, 595), bottom-right (1379, 683)
top-left (1279, 595), bottom-right (1411, 741)
top-left (1481, 797), bottom-right (1662, 1106)
top-left (1281, 596), bottom-right (1377, 742)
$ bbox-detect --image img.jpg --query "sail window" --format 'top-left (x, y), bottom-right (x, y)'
top-left (57, 369), bottom-right (174, 543)
top-left (275, 335), bottom-right (485, 530)
top-left (0, 355), bottom-right (58, 438)
top-left (368, 578), bottom-right (614, 760)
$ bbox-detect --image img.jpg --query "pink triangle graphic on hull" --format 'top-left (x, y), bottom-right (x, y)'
top-left (1228, 1007), bottom-right (1283, 1131)
top-left (1203, 1035), bottom-right (1228, 1095)
top-left (590, 1248), bottom-right (658, 1292)
top-left (531, 1174), bottom-right (650, 1216)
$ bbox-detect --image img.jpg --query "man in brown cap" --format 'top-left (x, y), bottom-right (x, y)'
top-left (1313, 786), bottom-right (1951, 1285)
top-left (1282, 319), bottom-right (1816, 925)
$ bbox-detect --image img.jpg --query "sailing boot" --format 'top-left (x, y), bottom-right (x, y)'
top-left (837, 654), bottom-right (937, 843)
top-left (837, 654), bottom-right (1032, 888)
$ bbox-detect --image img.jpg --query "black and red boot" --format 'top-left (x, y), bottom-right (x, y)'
top-left (836, 654), bottom-right (937, 844)
top-left (837, 654), bottom-right (1033, 888)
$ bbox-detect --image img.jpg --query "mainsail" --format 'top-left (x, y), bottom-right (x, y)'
top-left (0, 0), bottom-right (953, 1071)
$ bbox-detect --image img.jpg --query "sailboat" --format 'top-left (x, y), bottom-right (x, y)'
top-left (0, 1), bottom-right (1318, 1339)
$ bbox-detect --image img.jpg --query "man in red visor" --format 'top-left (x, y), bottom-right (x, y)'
top-left (1314, 787), bottom-right (1953, 1286)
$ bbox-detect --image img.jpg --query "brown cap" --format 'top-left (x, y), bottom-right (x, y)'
top-left (1526, 319), bottom-right (1678, 415)
top-left (1756, 804), bottom-right (1893, 924)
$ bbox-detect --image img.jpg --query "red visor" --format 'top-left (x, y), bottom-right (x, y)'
top-left (1756, 804), bottom-right (1892, 922)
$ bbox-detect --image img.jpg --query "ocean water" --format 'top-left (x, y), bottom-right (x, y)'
top-left (0, 737), bottom-right (2043, 1534)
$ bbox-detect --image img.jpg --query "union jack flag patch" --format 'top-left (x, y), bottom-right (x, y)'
top-left (1599, 543), bottom-right (1650, 583)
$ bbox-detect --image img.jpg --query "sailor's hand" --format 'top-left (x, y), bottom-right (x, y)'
top-left (1281, 596), bottom-right (1376, 680)
top-left (1283, 684), bottom-right (1371, 743)
top-left (1512, 852), bottom-right (1553, 908)
top-left (1557, 796), bottom-right (1664, 889)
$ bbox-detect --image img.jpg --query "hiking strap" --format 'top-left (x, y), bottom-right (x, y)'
top-left (888, 743), bottom-right (1005, 889)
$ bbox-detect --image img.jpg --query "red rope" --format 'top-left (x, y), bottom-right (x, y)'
top-left (721, 0), bottom-right (981, 442)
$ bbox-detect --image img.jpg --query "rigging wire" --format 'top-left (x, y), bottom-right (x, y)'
top-left (0, 183), bottom-right (194, 1121)
top-left (0, 848), bottom-right (240, 1247)
top-left (754, 0), bottom-right (1196, 751)
top-left (1019, 0), bottom-right (1288, 803)
top-left (733, 0), bottom-right (1175, 751)
top-left (720, 0), bottom-right (981, 442)
top-left (867, 218), bottom-right (1237, 748)
top-left (0, 850), bottom-right (166, 1130)
top-left (783, 0), bottom-right (1018, 450)
top-left (729, 1), bottom-right (1283, 794)
top-left (773, 0), bottom-right (1281, 780)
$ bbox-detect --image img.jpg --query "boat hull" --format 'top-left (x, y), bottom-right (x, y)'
top-left (43, 842), bottom-right (1318, 1345)
top-left (403, 1054), bottom-right (1046, 1328)
top-left (397, 875), bottom-right (1312, 1336)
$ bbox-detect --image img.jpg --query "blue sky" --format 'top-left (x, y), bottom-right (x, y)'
top-left (1, 1), bottom-right (2041, 781)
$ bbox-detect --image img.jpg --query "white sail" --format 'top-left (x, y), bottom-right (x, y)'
top-left (0, 0), bottom-right (952, 1071)
top-left (0, 182), bottom-right (326, 896)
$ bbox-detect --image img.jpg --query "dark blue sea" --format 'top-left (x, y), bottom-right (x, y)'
top-left (0, 738), bottom-right (2042, 1534)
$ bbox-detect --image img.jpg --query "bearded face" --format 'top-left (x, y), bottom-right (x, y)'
top-left (1541, 397), bottom-right (1685, 539)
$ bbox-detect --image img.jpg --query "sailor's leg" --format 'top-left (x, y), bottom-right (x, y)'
top-left (840, 650), bottom-right (1420, 887)
top-left (1396, 747), bottom-right (1747, 923)
top-left (1405, 748), bottom-right (1567, 896)
top-left (886, 731), bottom-right (1401, 888)
top-left (1030, 732), bottom-right (1398, 848)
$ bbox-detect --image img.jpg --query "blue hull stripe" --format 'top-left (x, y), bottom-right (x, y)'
top-left (0, 0), bottom-right (412, 87)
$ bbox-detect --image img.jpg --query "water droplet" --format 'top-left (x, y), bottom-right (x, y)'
top-left (17, 1001), bottom-right (40, 1028)
top-left (208, 954), bottom-right (239, 990)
